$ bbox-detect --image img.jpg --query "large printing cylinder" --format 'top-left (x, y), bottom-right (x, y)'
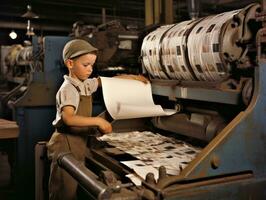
top-left (141, 4), bottom-right (260, 81)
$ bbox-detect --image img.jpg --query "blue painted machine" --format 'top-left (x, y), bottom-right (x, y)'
top-left (14, 36), bottom-right (69, 199)
top-left (56, 2), bottom-right (266, 200)
top-left (3, 2), bottom-right (266, 199)
top-left (1, 20), bottom-right (143, 199)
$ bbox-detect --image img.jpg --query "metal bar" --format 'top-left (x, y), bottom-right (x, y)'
top-left (164, 0), bottom-right (173, 24)
top-left (102, 8), bottom-right (106, 24)
top-left (145, 0), bottom-right (154, 26)
top-left (151, 83), bottom-right (240, 105)
top-left (90, 149), bottom-right (132, 176)
top-left (0, 20), bottom-right (70, 32)
top-left (57, 153), bottom-right (112, 199)
top-left (118, 35), bottom-right (139, 39)
top-left (154, 0), bottom-right (161, 24)
top-left (35, 141), bottom-right (47, 200)
top-left (162, 172), bottom-right (253, 195)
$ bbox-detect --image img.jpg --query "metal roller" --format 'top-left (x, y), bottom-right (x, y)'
top-left (141, 3), bottom-right (260, 82)
top-left (161, 20), bottom-right (197, 80)
top-left (142, 25), bottom-right (172, 79)
top-left (187, 9), bottom-right (240, 81)
top-left (16, 46), bottom-right (33, 63)
top-left (57, 152), bottom-right (112, 199)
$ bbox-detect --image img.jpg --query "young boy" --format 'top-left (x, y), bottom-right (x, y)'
top-left (46, 39), bottom-right (147, 200)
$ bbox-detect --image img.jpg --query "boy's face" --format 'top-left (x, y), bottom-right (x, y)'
top-left (67, 53), bottom-right (97, 81)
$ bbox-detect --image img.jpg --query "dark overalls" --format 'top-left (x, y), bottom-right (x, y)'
top-left (47, 86), bottom-right (92, 200)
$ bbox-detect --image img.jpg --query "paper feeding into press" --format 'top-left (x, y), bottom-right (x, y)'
top-left (100, 76), bottom-right (176, 119)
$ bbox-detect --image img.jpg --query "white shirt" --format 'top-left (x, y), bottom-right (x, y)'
top-left (52, 75), bottom-right (98, 127)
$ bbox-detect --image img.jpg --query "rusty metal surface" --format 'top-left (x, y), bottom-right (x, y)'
top-left (58, 153), bottom-right (140, 200)
top-left (42, 3), bottom-right (266, 199)
top-left (91, 60), bottom-right (266, 196)
top-left (152, 113), bottom-right (225, 141)
top-left (178, 65), bottom-right (266, 179)
top-left (163, 174), bottom-right (266, 200)
top-left (151, 81), bottom-right (241, 105)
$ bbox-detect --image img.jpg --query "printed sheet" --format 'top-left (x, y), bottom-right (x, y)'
top-left (98, 131), bottom-right (201, 184)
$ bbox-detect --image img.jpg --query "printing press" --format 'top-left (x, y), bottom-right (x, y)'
top-left (56, 2), bottom-right (266, 200)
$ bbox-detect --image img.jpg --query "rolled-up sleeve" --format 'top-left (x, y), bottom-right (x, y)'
top-left (57, 86), bottom-right (79, 111)
top-left (85, 78), bottom-right (98, 94)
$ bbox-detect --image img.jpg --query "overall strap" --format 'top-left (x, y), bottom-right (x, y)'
top-left (71, 84), bottom-right (81, 94)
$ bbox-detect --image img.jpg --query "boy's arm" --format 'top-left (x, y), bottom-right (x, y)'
top-left (115, 74), bottom-right (149, 83)
top-left (97, 74), bottom-right (149, 87)
top-left (61, 105), bottom-right (112, 134)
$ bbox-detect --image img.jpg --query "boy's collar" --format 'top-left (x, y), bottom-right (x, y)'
top-left (64, 75), bottom-right (85, 87)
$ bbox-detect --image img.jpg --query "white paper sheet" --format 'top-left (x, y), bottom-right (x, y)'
top-left (100, 77), bottom-right (176, 119)
top-left (126, 174), bottom-right (142, 186)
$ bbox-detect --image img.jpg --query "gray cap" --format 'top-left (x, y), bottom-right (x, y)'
top-left (62, 39), bottom-right (98, 62)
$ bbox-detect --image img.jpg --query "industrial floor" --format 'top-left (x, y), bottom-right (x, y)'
top-left (0, 152), bottom-right (15, 200)
top-left (0, 151), bottom-right (92, 200)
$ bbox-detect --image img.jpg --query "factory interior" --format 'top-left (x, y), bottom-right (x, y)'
top-left (1, 0), bottom-right (266, 199)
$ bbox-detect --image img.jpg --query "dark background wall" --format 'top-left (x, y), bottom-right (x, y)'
top-left (0, 0), bottom-right (259, 45)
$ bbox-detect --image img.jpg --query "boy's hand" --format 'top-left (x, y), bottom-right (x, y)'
top-left (133, 75), bottom-right (149, 84)
top-left (115, 74), bottom-right (149, 84)
top-left (96, 117), bottom-right (112, 134)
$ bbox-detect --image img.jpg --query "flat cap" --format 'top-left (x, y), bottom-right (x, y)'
top-left (62, 39), bottom-right (98, 62)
